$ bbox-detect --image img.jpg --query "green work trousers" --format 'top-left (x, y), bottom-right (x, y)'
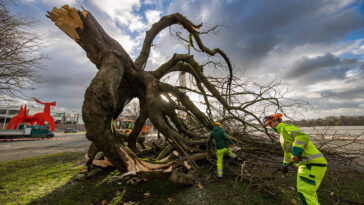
top-left (216, 148), bottom-right (236, 177)
top-left (297, 164), bottom-right (327, 205)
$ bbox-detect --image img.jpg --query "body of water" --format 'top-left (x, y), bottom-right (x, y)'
top-left (301, 126), bottom-right (364, 137)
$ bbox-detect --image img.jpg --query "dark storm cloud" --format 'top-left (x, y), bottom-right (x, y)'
top-left (286, 53), bottom-right (341, 78)
top-left (236, 34), bottom-right (279, 65)
top-left (168, 0), bottom-right (364, 70)
top-left (285, 54), bottom-right (363, 85)
top-left (165, 0), bottom-right (364, 117)
top-left (288, 60), bottom-right (364, 112)
top-left (317, 100), bottom-right (360, 110)
top-left (291, 7), bottom-right (364, 44)
top-left (320, 87), bottom-right (364, 100)
top-left (5, 0), bottom-right (363, 118)
top-left (300, 95), bottom-right (363, 110)
top-left (342, 58), bottom-right (359, 65)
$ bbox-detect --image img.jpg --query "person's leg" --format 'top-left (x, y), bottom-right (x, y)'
top-left (227, 148), bottom-right (243, 161)
top-left (297, 165), bottom-right (327, 205)
top-left (216, 148), bottom-right (225, 178)
top-left (227, 149), bottom-right (236, 158)
top-left (310, 166), bottom-right (327, 203)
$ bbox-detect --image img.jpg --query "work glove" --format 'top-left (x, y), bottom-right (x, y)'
top-left (291, 156), bottom-right (300, 163)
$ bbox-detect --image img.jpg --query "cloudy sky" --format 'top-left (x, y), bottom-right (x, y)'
top-left (5, 0), bottom-right (364, 119)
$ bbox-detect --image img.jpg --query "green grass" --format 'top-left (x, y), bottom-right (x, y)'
top-left (0, 152), bottom-right (363, 205)
top-left (0, 152), bottom-right (85, 204)
top-left (0, 152), bottom-right (188, 205)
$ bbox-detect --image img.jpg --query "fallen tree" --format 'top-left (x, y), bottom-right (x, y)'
top-left (46, 6), bottom-right (362, 193)
top-left (45, 5), bottom-right (299, 181)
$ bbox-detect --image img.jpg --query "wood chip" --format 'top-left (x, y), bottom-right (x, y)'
top-left (120, 202), bottom-right (135, 205)
top-left (173, 151), bottom-right (179, 156)
top-left (80, 167), bottom-right (88, 173)
top-left (183, 161), bottom-right (191, 169)
top-left (162, 165), bottom-right (173, 173)
top-left (92, 157), bottom-right (113, 168)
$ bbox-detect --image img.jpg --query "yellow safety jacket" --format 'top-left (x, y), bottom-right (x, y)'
top-left (275, 123), bottom-right (327, 166)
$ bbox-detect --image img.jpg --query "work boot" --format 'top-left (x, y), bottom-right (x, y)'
top-left (216, 176), bottom-right (223, 181)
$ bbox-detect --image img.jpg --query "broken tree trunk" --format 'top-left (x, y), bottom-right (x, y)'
top-left (47, 5), bottom-right (175, 174)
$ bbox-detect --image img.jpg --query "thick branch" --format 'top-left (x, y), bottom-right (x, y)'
top-left (160, 96), bottom-right (203, 139)
top-left (135, 13), bottom-right (201, 69)
top-left (152, 54), bottom-right (192, 79)
top-left (159, 82), bottom-right (212, 129)
top-left (135, 13), bottom-right (233, 98)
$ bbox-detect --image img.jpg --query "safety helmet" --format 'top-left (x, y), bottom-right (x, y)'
top-left (263, 113), bottom-right (283, 126)
top-left (215, 122), bottom-right (222, 128)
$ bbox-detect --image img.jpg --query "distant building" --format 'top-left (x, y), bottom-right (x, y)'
top-left (0, 105), bottom-right (21, 127)
top-left (53, 112), bottom-right (79, 124)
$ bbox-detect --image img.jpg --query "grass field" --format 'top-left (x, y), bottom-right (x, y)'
top-left (0, 152), bottom-right (363, 205)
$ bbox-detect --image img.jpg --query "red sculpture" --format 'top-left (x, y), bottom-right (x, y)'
top-left (6, 98), bottom-right (56, 131)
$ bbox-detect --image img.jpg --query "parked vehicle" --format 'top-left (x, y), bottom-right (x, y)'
top-left (0, 124), bottom-right (54, 139)
top-left (117, 120), bottom-right (151, 136)
top-left (64, 128), bottom-right (78, 133)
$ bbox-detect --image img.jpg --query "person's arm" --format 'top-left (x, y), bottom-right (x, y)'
top-left (281, 126), bottom-right (293, 166)
top-left (282, 151), bottom-right (292, 174)
top-left (224, 131), bottom-right (234, 145)
top-left (283, 150), bottom-right (293, 165)
top-left (290, 130), bottom-right (309, 157)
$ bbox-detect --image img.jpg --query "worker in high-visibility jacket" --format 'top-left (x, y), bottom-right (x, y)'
top-left (264, 113), bottom-right (327, 205)
top-left (207, 122), bottom-right (241, 180)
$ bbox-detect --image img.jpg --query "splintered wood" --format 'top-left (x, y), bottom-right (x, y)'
top-left (47, 5), bottom-right (84, 41)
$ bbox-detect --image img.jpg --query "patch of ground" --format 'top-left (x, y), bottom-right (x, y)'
top-left (0, 152), bottom-right (363, 205)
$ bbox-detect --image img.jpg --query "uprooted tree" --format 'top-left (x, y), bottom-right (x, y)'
top-left (45, 5), bottom-right (300, 181)
top-left (46, 5), bottom-right (362, 193)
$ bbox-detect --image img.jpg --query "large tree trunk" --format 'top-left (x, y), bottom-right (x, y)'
top-left (47, 6), bottom-right (173, 173)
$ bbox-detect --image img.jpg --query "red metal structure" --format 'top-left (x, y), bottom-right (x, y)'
top-left (6, 98), bottom-right (56, 131)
